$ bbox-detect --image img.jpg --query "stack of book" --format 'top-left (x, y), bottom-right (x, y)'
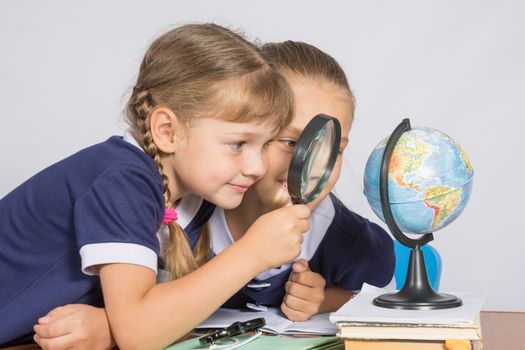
top-left (329, 284), bottom-right (486, 350)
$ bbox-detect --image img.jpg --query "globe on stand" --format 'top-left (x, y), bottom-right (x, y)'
top-left (364, 118), bottom-right (474, 310)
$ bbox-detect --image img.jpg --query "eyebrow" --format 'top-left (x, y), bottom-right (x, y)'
top-left (223, 131), bottom-right (261, 137)
top-left (281, 126), bottom-right (302, 135)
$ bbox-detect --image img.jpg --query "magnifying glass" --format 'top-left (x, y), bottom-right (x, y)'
top-left (245, 114), bottom-right (341, 313)
top-left (287, 114), bottom-right (342, 204)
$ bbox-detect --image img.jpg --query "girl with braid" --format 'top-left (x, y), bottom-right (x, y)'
top-left (0, 24), bottom-right (310, 350)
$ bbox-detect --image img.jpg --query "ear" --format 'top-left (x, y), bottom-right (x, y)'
top-left (149, 107), bottom-right (182, 154)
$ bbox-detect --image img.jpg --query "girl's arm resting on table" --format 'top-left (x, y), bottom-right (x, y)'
top-left (33, 249), bottom-right (261, 350)
top-left (100, 204), bottom-right (309, 350)
top-left (99, 241), bottom-right (261, 350)
top-left (33, 205), bottom-right (309, 350)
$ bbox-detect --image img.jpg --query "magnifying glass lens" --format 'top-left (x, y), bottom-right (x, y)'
top-left (288, 115), bottom-right (341, 204)
top-left (301, 123), bottom-right (334, 197)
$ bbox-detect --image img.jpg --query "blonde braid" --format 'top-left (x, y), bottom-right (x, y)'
top-left (131, 88), bottom-right (198, 279)
top-left (193, 224), bottom-right (212, 267)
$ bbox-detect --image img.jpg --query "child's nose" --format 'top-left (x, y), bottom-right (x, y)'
top-left (242, 153), bottom-right (266, 179)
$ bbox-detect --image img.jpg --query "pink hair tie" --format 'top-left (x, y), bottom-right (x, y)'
top-left (163, 207), bottom-right (178, 225)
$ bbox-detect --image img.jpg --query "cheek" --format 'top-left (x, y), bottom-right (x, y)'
top-left (183, 151), bottom-right (240, 188)
top-left (269, 147), bottom-right (293, 173)
top-left (264, 161), bottom-right (283, 181)
top-left (213, 158), bottom-right (240, 174)
top-left (257, 147), bottom-right (290, 184)
top-left (326, 158), bottom-right (343, 190)
top-left (253, 167), bottom-right (289, 203)
top-left (194, 144), bottom-right (239, 174)
top-left (307, 158), bottom-right (343, 208)
top-left (255, 172), bottom-right (279, 194)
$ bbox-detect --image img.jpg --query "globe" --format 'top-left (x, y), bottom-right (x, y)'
top-left (364, 127), bottom-right (474, 235)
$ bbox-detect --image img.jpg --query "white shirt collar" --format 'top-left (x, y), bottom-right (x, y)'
top-left (123, 128), bottom-right (142, 150)
top-left (209, 196), bottom-right (336, 281)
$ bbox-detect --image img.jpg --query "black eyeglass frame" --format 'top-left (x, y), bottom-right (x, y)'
top-left (198, 318), bottom-right (266, 345)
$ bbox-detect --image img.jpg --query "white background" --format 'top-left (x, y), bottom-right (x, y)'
top-left (1, 0), bottom-right (523, 311)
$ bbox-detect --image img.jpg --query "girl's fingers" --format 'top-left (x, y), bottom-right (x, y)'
top-left (34, 315), bottom-right (74, 338)
top-left (285, 280), bottom-right (325, 303)
top-left (280, 301), bottom-right (310, 322)
top-left (38, 304), bottom-right (76, 324)
top-left (291, 259), bottom-right (309, 273)
top-left (283, 292), bottom-right (309, 310)
top-left (290, 270), bottom-right (326, 289)
top-left (34, 332), bottom-right (77, 350)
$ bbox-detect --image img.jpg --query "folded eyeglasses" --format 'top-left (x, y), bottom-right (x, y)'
top-left (197, 318), bottom-right (266, 349)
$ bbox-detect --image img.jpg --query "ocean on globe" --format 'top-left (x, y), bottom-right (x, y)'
top-left (363, 127), bottom-right (474, 234)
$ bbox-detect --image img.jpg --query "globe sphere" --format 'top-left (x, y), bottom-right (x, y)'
top-left (364, 127), bottom-right (474, 234)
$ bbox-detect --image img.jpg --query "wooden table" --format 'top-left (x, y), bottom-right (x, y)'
top-left (480, 311), bottom-right (525, 350)
top-left (2, 311), bottom-right (524, 350)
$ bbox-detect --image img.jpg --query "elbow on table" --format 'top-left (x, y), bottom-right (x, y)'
top-left (112, 322), bottom-right (189, 350)
top-left (112, 326), bottom-right (171, 350)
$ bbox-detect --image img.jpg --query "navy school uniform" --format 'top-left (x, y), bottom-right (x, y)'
top-left (209, 193), bottom-right (395, 309)
top-left (0, 133), bottom-right (214, 346)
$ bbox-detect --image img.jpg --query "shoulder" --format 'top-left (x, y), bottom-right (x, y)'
top-left (75, 136), bottom-right (158, 172)
top-left (72, 137), bottom-right (165, 235)
top-left (325, 194), bottom-right (394, 255)
top-left (327, 194), bottom-right (377, 238)
top-left (1, 136), bottom-right (163, 211)
top-left (31, 136), bottom-right (162, 191)
top-left (320, 195), bottom-right (395, 289)
top-left (69, 136), bottom-right (163, 195)
top-left (74, 140), bottom-right (165, 273)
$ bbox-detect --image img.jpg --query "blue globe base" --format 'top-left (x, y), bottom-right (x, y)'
top-left (373, 246), bottom-right (462, 310)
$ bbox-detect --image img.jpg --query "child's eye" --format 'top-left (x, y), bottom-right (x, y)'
top-left (262, 140), bottom-right (274, 149)
top-left (279, 139), bottom-right (297, 149)
top-left (229, 141), bottom-right (247, 151)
